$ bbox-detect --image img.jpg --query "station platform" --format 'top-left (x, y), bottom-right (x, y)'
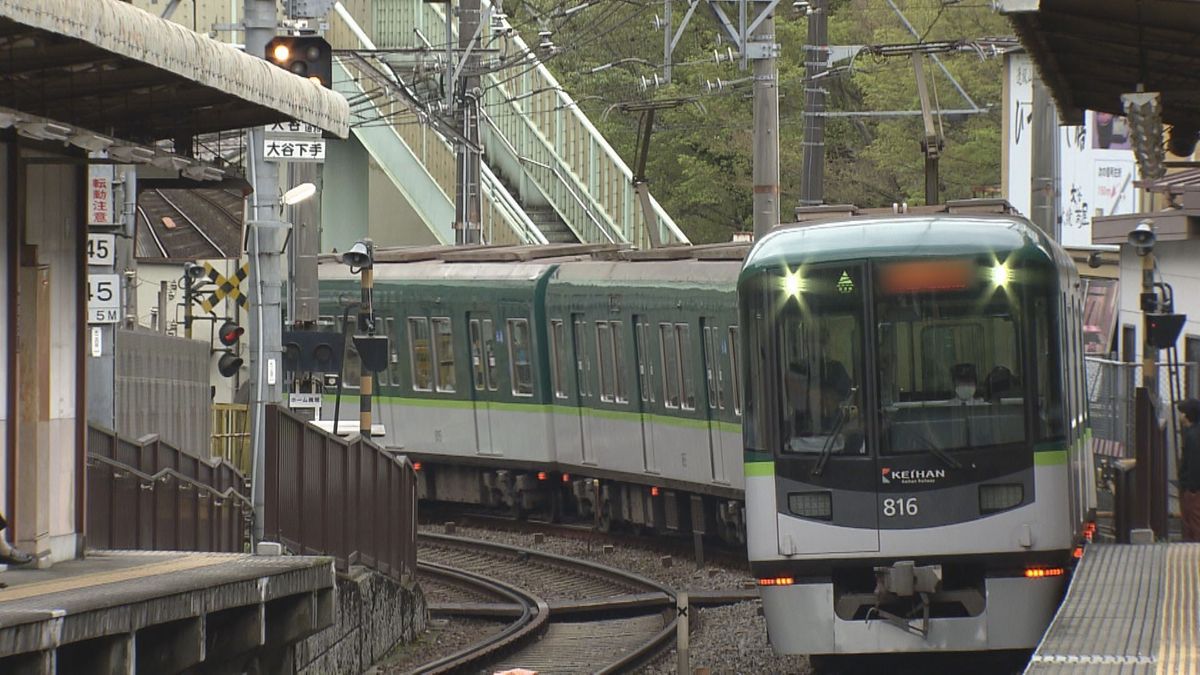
top-left (1027, 543), bottom-right (1199, 674)
top-left (0, 550), bottom-right (335, 675)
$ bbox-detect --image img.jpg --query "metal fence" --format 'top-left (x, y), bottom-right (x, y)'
top-left (263, 405), bottom-right (417, 583)
top-left (212, 403), bottom-right (251, 473)
top-left (1086, 357), bottom-right (1198, 463)
top-left (87, 424), bottom-right (251, 552)
top-left (116, 328), bottom-right (211, 458)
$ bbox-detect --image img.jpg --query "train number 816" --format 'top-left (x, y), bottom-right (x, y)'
top-left (882, 497), bottom-right (919, 517)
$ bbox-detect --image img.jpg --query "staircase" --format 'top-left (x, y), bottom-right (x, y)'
top-left (325, 0), bottom-right (689, 248)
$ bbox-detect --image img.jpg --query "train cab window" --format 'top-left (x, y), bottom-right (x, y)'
top-left (729, 326), bottom-right (742, 416)
top-left (470, 319), bottom-right (485, 391)
top-left (550, 319), bottom-right (568, 399)
top-left (875, 261), bottom-right (1026, 454)
top-left (408, 317), bottom-right (433, 391)
top-left (660, 323), bottom-right (681, 408)
top-left (508, 318), bottom-right (534, 396)
top-left (1035, 297), bottom-right (1065, 440)
top-left (432, 317), bottom-right (456, 393)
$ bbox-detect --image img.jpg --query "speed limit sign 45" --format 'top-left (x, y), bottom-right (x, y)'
top-left (87, 233), bottom-right (115, 267)
top-left (88, 274), bottom-right (120, 324)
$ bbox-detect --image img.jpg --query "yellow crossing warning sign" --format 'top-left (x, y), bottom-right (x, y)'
top-left (200, 262), bottom-right (249, 312)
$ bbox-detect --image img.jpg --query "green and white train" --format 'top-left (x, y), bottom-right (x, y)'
top-left (740, 210), bottom-right (1096, 662)
top-left (318, 244), bottom-right (750, 543)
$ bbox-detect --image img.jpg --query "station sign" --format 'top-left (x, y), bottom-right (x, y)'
top-left (263, 138), bottom-right (326, 162)
top-left (87, 273), bottom-right (120, 324)
top-left (87, 165), bottom-right (116, 226)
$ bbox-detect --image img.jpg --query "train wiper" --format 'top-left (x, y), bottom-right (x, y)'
top-left (897, 426), bottom-right (962, 469)
top-left (812, 407), bottom-right (848, 477)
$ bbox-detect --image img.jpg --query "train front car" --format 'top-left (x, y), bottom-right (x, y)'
top-left (740, 215), bottom-right (1090, 660)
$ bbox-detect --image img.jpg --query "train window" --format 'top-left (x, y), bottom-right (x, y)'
top-left (677, 324), bottom-right (696, 410)
top-left (729, 326), bottom-right (742, 416)
top-left (703, 324), bottom-right (722, 410)
top-left (432, 317), bottom-right (456, 393)
top-left (612, 321), bottom-right (628, 404)
top-left (635, 319), bottom-right (654, 403)
top-left (551, 320), bottom-right (568, 399)
top-left (408, 317), bottom-right (432, 391)
top-left (338, 315), bottom-right (361, 389)
top-left (482, 318), bottom-right (498, 391)
top-left (660, 323), bottom-right (681, 408)
top-left (597, 321), bottom-right (615, 402)
top-left (508, 318), bottom-right (534, 396)
top-left (385, 317), bottom-right (401, 387)
top-left (470, 319), bottom-right (485, 391)
top-left (875, 260), bottom-right (1025, 455)
top-left (573, 319), bottom-right (590, 398)
top-left (1035, 296), bottom-right (1065, 440)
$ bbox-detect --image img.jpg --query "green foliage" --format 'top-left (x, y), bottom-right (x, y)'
top-left (519, 0), bottom-right (1010, 242)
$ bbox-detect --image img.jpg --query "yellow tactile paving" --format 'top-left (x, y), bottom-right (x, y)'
top-left (0, 553), bottom-right (234, 603)
top-left (1157, 543), bottom-right (1200, 675)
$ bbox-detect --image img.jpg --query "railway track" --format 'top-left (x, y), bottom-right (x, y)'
top-left (410, 532), bottom-right (680, 674)
top-left (136, 188), bottom-right (242, 259)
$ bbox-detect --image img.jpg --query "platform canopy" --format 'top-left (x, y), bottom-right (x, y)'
top-left (0, 0), bottom-right (350, 142)
top-left (998, 0), bottom-right (1200, 128)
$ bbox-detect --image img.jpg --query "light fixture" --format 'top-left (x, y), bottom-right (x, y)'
top-left (1122, 91), bottom-right (1166, 181)
top-left (1128, 219), bottom-right (1156, 256)
top-left (68, 132), bottom-right (114, 152)
top-left (16, 121), bottom-right (71, 142)
top-left (109, 144), bottom-right (155, 163)
top-left (281, 182), bottom-right (317, 206)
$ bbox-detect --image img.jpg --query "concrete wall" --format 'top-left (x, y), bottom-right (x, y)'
top-left (294, 567), bottom-right (427, 675)
top-left (1118, 239), bottom-right (1200, 364)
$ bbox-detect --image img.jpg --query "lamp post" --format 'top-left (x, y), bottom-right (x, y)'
top-left (340, 239), bottom-right (375, 439)
top-left (1129, 220), bottom-right (1158, 390)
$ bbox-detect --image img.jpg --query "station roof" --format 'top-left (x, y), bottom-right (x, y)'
top-left (0, 0), bottom-right (350, 142)
top-left (998, 0), bottom-right (1200, 128)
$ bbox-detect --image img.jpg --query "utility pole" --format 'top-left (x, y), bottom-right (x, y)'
top-left (245, 0), bottom-right (287, 540)
top-left (799, 0), bottom-right (827, 207)
top-left (455, 0), bottom-right (483, 245)
top-left (751, 1), bottom-right (780, 240)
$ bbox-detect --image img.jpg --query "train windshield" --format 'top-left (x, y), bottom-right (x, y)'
top-left (778, 264), bottom-right (867, 455)
top-left (875, 258), bottom-right (1027, 454)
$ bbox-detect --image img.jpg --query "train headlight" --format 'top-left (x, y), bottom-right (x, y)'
top-left (979, 483), bottom-right (1023, 514)
top-left (782, 266), bottom-right (805, 299)
top-left (988, 262), bottom-right (1011, 288)
top-left (788, 491), bottom-right (832, 520)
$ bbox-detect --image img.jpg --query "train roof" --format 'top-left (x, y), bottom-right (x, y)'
top-left (743, 213), bottom-right (1062, 278)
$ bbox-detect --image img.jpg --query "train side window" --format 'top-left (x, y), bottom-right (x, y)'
top-left (636, 319), bottom-right (654, 403)
top-left (597, 321), bottom-right (615, 402)
top-left (677, 323), bottom-right (696, 410)
top-left (551, 319), bottom-right (568, 399)
top-left (573, 318), bottom-right (590, 398)
top-left (469, 319), bottom-right (485, 391)
top-left (612, 320), bottom-right (628, 404)
top-left (508, 318), bottom-right (534, 396)
top-left (729, 326), bottom-right (742, 416)
top-left (482, 318), bottom-right (498, 391)
top-left (408, 317), bottom-right (432, 391)
top-left (432, 317), bottom-right (456, 393)
top-left (1187, 336), bottom-right (1200, 397)
top-left (384, 317), bottom-right (400, 387)
top-left (338, 315), bottom-right (361, 389)
top-left (660, 323), bottom-right (681, 408)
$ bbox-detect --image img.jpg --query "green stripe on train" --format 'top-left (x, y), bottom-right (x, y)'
top-left (745, 461), bottom-right (775, 477)
top-left (322, 394), bottom-right (743, 433)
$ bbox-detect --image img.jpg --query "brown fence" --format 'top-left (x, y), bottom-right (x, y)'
top-left (263, 405), bottom-right (417, 583)
top-left (87, 424), bottom-right (251, 552)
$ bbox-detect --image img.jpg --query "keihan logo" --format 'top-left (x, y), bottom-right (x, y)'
top-left (881, 467), bottom-right (891, 484)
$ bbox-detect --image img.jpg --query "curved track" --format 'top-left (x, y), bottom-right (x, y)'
top-left (412, 533), bottom-right (680, 674)
top-left (136, 188), bottom-right (242, 260)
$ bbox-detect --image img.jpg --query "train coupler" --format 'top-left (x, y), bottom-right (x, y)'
top-left (868, 561), bottom-right (943, 638)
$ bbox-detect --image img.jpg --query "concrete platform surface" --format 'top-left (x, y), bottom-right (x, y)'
top-left (0, 550), bottom-right (337, 675)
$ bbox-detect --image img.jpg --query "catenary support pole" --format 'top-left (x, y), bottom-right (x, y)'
top-left (751, 3), bottom-right (780, 240)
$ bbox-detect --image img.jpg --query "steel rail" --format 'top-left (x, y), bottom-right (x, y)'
top-left (153, 188), bottom-right (227, 258)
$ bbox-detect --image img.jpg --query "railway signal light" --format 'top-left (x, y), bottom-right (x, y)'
top-left (1146, 313), bottom-right (1186, 349)
top-left (283, 329), bottom-right (345, 374)
top-left (216, 320), bottom-right (244, 378)
top-left (265, 35), bottom-right (332, 88)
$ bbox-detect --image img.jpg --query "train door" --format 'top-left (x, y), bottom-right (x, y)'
top-left (702, 320), bottom-right (729, 483)
top-left (468, 313), bottom-right (499, 455)
top-left (633, 316), bottom-right (658, 473)
top-left (571, 314), bottom-right (596, 464)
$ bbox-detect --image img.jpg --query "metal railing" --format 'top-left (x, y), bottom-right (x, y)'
top-left (212, 402), bottom-right (251, 473)
top-left (263, 405), bottom-right (417, 583)
top-left (87, 424), bottom-right (251, 552)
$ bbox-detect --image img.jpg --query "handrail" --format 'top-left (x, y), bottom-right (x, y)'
top-left (88, 453), bottom-right (253, 509)
top-left (481, 110), bottom-right (615, 244)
